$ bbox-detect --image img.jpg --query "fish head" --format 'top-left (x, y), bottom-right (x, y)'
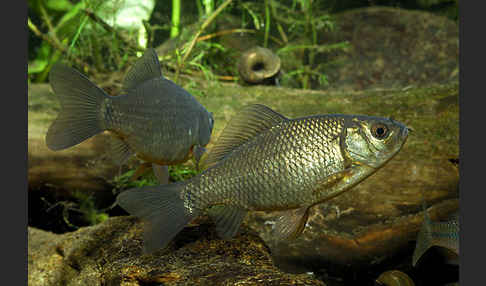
top-left (344, 116), bottom-right (409, 169)
top-left (198, 111), bottom-right (214, 146)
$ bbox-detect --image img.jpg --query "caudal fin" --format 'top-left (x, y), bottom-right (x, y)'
top-left (46, 63), bottom-right (107, 150)
top-left (116, 182), bottom-right (197, 253)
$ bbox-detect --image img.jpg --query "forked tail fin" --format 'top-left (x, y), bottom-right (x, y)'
top-left (116, 182), bottom-right (198, 253)
top-left (46, 63), bottom-right (107, 150)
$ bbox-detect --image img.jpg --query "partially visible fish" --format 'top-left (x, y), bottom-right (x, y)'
top-left (117, 104), bottom-right (409, 253)
top-left (46, 48), bottom-right (214, 183)
top-left (412, 203), bottom-right (459, 266)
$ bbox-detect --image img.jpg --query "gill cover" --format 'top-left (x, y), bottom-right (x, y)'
top-left (344, 117), bottom-right (408, 168)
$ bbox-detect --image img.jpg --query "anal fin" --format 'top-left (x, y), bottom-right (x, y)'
top-left (273, 206), bottom-right (310, 240)
top-left (192, 145), bottom-right (206, 171)
top-left (208, 206), bottom-right (247, 239)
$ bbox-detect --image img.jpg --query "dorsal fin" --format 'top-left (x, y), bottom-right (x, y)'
top-left (205, 104), bottom-right (288, 168)
top-left (122, 48), bottom-right (162, 92)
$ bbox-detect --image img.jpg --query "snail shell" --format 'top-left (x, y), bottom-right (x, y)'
top-left (375, 270), bottom-right (415, 286)
top-left (238, 46), bottom-right (281, 84)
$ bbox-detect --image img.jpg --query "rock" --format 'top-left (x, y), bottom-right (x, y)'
top-left (28, 216), bottom-right (326, 286)
top-left (314, 6), bottom-right (458, 90)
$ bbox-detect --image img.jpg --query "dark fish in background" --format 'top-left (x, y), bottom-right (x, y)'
top-left (412, 203), bottom-right (459, 267)
top-left (46, 48), bottom-right (214, 183)
top-left (117, 104), bottom-right (409, 253)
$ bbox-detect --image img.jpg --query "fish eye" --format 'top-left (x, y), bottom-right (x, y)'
top-left (371, 123), bottom-right (389, 140)
top-left (208, 113), bottom-right (214, 131)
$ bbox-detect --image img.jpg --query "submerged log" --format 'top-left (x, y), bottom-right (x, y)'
top-left (29, 80), bottom-right (458, 268)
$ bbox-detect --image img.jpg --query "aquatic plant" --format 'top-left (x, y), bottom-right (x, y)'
top-left (110, 163), bottom-right (199, 194)
top-left (41, 190), bottom-right (109, 229)
top-left (28, 0), bottom-right (151, 83)
top-left (170, 0), bottom-right (181, 38)
top-left (28, 0), bottom-right (348, 89)
top-left (271, 0), bottom-right (349, 89)
top-left (110, 169), bottom-right (159, 194)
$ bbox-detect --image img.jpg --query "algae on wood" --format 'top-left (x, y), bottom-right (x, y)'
top-left (29, 81), bottom-right (458, 193)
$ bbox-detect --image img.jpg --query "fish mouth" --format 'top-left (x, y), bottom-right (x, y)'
top-left (389, 117), bottom-right (410, 142)
top-left (397, 126), bottom-right (409, 149)
top-left (351, 160), bottom-right (377, 170)
top-left (401, 126), bottom-right (410, 139)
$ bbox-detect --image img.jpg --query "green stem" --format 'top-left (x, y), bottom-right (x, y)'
top-left (196, 0), bottom-right (203, 18)
top-left (264, 0), bottom-right (270, 48)
top-left (203, 0), bottom-right (214, 15)
top-left (171, 0), bottom-right (181, 38)
top-left (69, 15), bottom-right (88, 53)
top-left (176, 0), bottom-right (233, 83)
top-left (28, 17), bottom-right (89, 70)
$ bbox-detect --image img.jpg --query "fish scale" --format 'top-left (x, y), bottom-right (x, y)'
top-left (117, 104), bottom-right (409, 253)
top-left (107, 91), bottom-right (202, 163)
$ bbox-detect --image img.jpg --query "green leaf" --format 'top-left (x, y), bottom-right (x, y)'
top-left (46, 0), bottom-right (73, 11)
top-left (56, 1), bottom-right (85, 31)
top-left (28, 59), bottom-right (49, 74)
top-left (319, 74), bottom-right (329, 87)
top-left (241, 4), bottom-right (261, 30)
top-left (28, 43), bottom-right (51, 76)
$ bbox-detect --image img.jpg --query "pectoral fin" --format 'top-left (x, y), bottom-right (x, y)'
top-left (130, 162), bottom-right (152, 181)
top-left (152, 164), bottom-right (169, 184)
top-left (273, 206), bottom-right (310, 240)
top-left (312, 168), bottom-right (353, 199)
top-left (192, 145), bottom-right (206, 171)
top-left (109, 135), bottom-right (134, 165)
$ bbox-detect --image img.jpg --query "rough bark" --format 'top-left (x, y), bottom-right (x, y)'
top-left (28, 216), bottom-right (326, 286)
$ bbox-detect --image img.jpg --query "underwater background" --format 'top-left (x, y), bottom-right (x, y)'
top-left (28, 0), bottom-right (459, 285)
